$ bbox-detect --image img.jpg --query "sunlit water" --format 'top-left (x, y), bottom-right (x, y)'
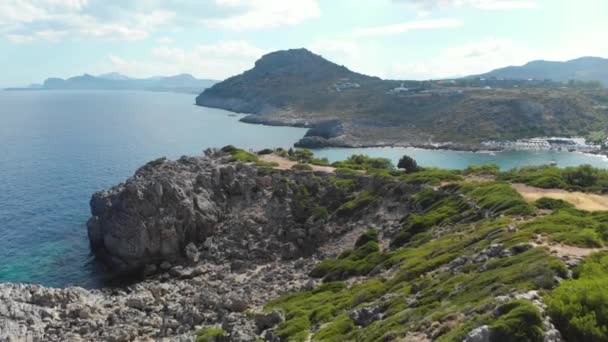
top-left (1, 90), bottom-right (607, 288)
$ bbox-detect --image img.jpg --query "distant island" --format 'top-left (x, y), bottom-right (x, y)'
top-left (196, 48), bottom-right (608, 150)
top-left (6, 73), bottom-right (217, 94)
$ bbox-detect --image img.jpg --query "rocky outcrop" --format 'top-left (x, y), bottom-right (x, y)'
top-left (87, 149), bottom-right (419, 275)
top-left (2, 149), bottom-right (425, 341)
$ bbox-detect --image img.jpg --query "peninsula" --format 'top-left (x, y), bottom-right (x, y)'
top-left (196, 49), bottom-right (608, 150)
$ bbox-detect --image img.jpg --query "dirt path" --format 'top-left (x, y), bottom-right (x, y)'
top-left (512, 183), bottom-right (608, 211)
top-left (260, 154), bottom-right (336, 173)
top-left (531, 235), bottom-right (605, 259)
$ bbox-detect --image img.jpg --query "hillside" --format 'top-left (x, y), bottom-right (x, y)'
top-left (472, 57), bottom-right (608, 86)
top-left (10, 73), bottom-right (217, 94)
top-left (196, 49), bottom-right (608, 150)
top-left (5, 147), bottom-right (608, 341)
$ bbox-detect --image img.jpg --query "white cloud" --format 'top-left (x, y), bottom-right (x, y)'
top-left (202, 0), bottom-right (321, 31)
top-left (0, 1), bottom-right (175, 42)
top-left (349, 18), bottom-right (462, 37)
top-left (98, 40), bottom-right (268, 80)
top-left (396, 0), bottom-right (538, 11)
top-left (157, 36), bottom-right (174, 44)
top-left (389, 38), bottom-right (537, 79)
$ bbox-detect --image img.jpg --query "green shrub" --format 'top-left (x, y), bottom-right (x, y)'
top-left (335, 191), bottom-right (379, 217)
top-left (310, 239), bottom-right (383, 281)
top-left (464, 164), bottom-right (500, 176)
top-left (328, 177), bottom-right (356, 191)
top-left (399, 167), bottom-right (462, 185)
top-left (534, 197), bottom-right (574, 210)
top-left (257, 148), bottom-right (274, 155)
top-left (491, 300), bottom-right (543, 342)
top-left (500, 164), bottom-right (608, 193)
top-left (522, 209), bottom-right (607, 247)
top-left (222, 145), bottom-right (259, 163)
top-left (335, 167), bottom-right (360, 176)
top-left (312, 206), bottom-right (329, 221)
top-left (332, 154), bottom-right (394, 171)
top-left (292, 163), bottom-right (313, 171)
top-left (460, 181), bottom-right (535, 216)
top-left (547, 253), bottom-right (608, 342)
top-left (355, 229), bottom-right (379, 248)
top-left (196, 326), bottom-right (226, 342)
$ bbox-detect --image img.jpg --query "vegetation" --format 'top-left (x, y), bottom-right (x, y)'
top-left (520, 208), bottom-right (608, 247)
top-left (196, 326), bottom-right (226, 342)
top-left (332, 154), bottom-right (394, 171)
top-left (547, 252), bottom-right (608, 342)
top-left (335, 191), bottom-right (380, 217)
top-left (397, 155), bottom-right (418, 173)
top-left (222, 145), bottom-right (259, 163)
top-left (292, 163), bottom-right (313, 171)
top-left (491, 300), bottom-right (543, 342)
top-left (535, 197), bottom-right (574, 210)
top-left (500, 164), bottom-right (608, 193)
top-left (213, 148), bottom-right (608, 341)
top-left (310, 230), bottom-right (384, 281)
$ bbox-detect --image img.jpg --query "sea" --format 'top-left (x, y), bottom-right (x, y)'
top-left (1, 90), bottom-right (607, 288)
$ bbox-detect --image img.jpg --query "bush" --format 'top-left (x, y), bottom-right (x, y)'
top-left (460, 182), bottom-right (535, 216)
top-left (397, 155), bottom-right (418, 173)
top-left (547, 253), bottom-right (608, 342)
top-left (292, 163), bottom-right (313, 171)
top-left (257, 148), bottom-right (274, 155)
top-left (491, 300), bottom-right (543, 342)
top-left (534, 197), bottom-right (574, 210)
top-left (312, 206), bottom-right (329, 221)
top-left (332, 155), bottom-right (394, 171)
top-left (335, 191), bottom-right (379, 217)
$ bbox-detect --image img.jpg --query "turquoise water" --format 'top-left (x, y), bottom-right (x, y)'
top-left (313, 147), bottom-right (608, 170)
top-left (0, 91), bottom-right (307, 287)
top-left (1, 90), bottom-right (608, 288)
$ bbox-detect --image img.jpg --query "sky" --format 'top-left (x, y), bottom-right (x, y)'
top-left (1, 0), bottom-right (608, 87)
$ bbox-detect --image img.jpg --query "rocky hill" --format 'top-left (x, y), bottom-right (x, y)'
top-left (3, 148), bottom-right (608, 341)
top-left (472, 57), bottom-right (608, 86)
top-left (8, 73), bottom-right (218, 94)
top-left (196, 49), bottom-right (608, 149)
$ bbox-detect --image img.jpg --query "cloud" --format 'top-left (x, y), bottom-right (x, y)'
top-left (395, 0), bottom-right (538, 12)
top-left (98, 40), bottom-right (267, 80)
top-left (202, 0), bottom-right (321, 31)
top-left (157, 36), bottom-right (174, 44)
top-left (0, 1), bottom-right (175, 42)
top-left (389, 38), bottom-right (537, 79)
top-left (349, 18), bottom-right (462, 37)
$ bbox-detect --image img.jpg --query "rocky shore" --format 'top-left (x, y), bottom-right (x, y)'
top-left (1, 149), bottom-right (416, 341)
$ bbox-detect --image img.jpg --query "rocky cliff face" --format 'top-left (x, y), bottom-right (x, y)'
top-left (87, 149), bottom-right (417, 274)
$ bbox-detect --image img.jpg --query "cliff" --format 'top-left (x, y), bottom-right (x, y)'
top-left (3, 149), bottom-right (608, 341)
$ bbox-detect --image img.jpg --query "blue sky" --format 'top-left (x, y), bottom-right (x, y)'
top-left (1, 0), bottom-right (608, 87)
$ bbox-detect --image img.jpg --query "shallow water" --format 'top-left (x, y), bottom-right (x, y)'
top-left (1, 90), bottom-right (608, 288)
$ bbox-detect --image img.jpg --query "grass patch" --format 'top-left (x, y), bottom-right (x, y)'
top-left (460, 181), bottom-right (535, 216)
top-left (196, 326), bottom-right (226, 342)
top-left (491, 300), bottom-right (543, 342)
top-left (500, 164), bottom-right (608, 193)
top-left (335, 191), bottom-right (380, 217)
top-left (399, 167), bottom-right (462, 185)
top-left (520, 208), bottom-right (608, 247)
top-left (310, 230), bottom-right (384, 281)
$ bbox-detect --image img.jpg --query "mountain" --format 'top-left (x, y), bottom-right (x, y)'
top-left (196, 49), bottom-right (608, 149)
top-left (13, 73), bottom-right (218, 94)
top-left (471, 57), bottom-right (608, 86)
